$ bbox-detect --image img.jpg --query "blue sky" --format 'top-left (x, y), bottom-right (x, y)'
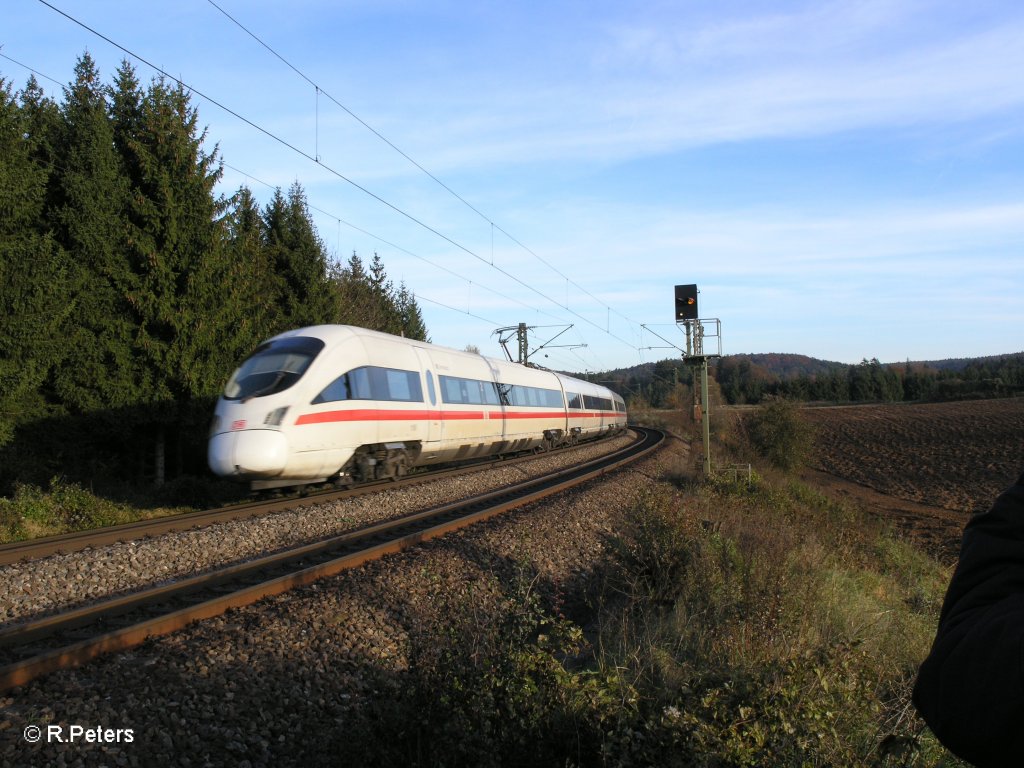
top-left (5, 0), bottom-right (1023, 372)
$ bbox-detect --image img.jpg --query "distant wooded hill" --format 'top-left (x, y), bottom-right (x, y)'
top-left (583, 352), bottom-right (1024, 408)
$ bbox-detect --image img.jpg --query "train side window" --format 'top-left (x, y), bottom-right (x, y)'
top-left (440, 375), bottom-right (462, 404)
top-left (349, 367), bottom-right (372, 399)
top-left (465, 380), bottom-right (483, 405)
top-left (367, 367), bottom-right (387, 400)
top-left (439, 374), bottom-right (506, 405)
top-left (567, 393), bottom-right (582, 409)
top-left (496, 383), bottom-right (511, 406)
top-left (383, 368), bottom-right (424, 402)
top-left (312, 374), bottom-right (350, 404)
top-left (426, 371), bottom-right (436, 406)
top-left (315, 366), bottom-right (425, 404)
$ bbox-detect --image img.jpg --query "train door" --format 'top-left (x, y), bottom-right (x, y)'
top-left (485, 358), bottom-right (509, 444)
top-left (414, 348), bottom-right (441, 451)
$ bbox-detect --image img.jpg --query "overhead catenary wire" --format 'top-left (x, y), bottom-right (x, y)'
top-left (33, 0), bottom-right (484, 267)
top-left (0, 51), bottom-right (65, 89)
top-left (412, 293), bottom-right (501, 328)
top-left (221, 161), bottom-right (568, 326)
top-left (203, 1), bottom-right (646, 343)
top-left (37, 0), bottom-right (636, 366)
top-left (0, 48), bottom-right (569, 360)
top-left (25, 1), bottom-right (645, 373)
top-left (205, 0), bottom-right (495, 228)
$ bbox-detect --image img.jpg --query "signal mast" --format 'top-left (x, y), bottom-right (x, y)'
top-left (674, 284), bottom-right (722, 476)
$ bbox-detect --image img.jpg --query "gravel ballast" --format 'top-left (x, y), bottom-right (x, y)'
top-left (0, 435), bottom-right (635, 627)
top-left (0, 432), bottom-right (688, 767)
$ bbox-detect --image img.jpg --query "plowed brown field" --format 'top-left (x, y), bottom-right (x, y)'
top-left (801, 398), bottom-right (1024, 562)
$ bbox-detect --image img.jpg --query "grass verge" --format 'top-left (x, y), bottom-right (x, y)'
top-left (0, 475), bottom-right (238, 544)
top-left (593, 476), bottom-right (961, 766)
top-left (315, 459), bottom-right (965, 765)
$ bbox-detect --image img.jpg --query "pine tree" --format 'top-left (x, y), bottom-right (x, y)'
top-left (108, 61), bottom-right (143, 176)
top-left (396, 282), bottom-right (428, 341)
top-left (264, 182), bottom-right (338, 328)
top-left (330, 251), bottom-right (429, 339)
top-left (124, 75), bottom-right (225, 396)
top-left (222, 185), bottom-right (283, 344)
top-left (0, 78), bottom-right (71, 445)
top-left (368, 251), bottom-right (396, 332)
top-left (116, 74), bottom-right (230, 479)
top-left (18, 76), bottom-right (61, 207)
top-left (48, 54), bottom-right (137, 413)
top-left (332, 250), bottom-right (374, 326)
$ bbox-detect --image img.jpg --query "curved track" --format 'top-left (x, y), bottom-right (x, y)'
top-left (0, 427), bottom-right (663, 691)
top-left (0, 435), bottom-right (626, 567)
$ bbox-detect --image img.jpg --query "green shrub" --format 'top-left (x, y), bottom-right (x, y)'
top-left (606, 488), bottom-right (696, 604)
top-left (332, 568), bottom-right (624, 767)
top-left (0, 477), bottom-right (136, 542)
top-left (597, 470), bottom-right (961, 767)
top-left (745, 397), bottom-right (814, 472)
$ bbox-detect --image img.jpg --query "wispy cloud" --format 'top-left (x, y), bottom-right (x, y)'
top-left (374, 3), bottom-right (1024, 173)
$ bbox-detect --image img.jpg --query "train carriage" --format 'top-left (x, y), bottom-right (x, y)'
top-left (208, 325), bottom-right (627, 490)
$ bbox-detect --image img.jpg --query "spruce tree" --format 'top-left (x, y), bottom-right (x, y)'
top-left (395, 282), bottom-right (428, 341)
top-left (0, 78), bottom-right (71, 445)
top-left (368, 251), bottom-right (397, 332)
top-left (263, 182), bottom-right (338, 328)
top-left (122, 75), bottom-right (224, 396)
top-left (332, 250), bottom-right (375, 326)
top-left (108, 61), bottom-right (143, 178)
top-left (330, 251), bottom-right (428, 338)
top-left (117, 74), bottom-right (228, 479)
top-left (18, 76), bottom-right (61, 208)
top-left (221, 185), bottom-right (283, 345)
top-left (48, 54), bottom-right (137, 413)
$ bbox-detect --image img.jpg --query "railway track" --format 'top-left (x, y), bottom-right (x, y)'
top-left (0, 427), bottom-right (663, 692)
top-left (0, 436), bottom-right (622, 567)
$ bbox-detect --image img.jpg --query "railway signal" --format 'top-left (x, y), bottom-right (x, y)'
top-left (674, 285), bottom-right (721, 476)
top-left (674, 284), bottom-right (699, 322)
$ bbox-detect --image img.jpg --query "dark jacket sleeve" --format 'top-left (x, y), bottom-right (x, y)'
top-left (913, 473), bottom-right (1024, 767)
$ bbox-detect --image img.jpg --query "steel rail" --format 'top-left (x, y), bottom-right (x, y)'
top-left (0, 428), bottom-right (663, 692)
top-left (0, 436), bottom-right (620, 567)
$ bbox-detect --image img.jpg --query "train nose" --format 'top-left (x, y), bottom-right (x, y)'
top-left (208, 429), bottom-right (289, 479)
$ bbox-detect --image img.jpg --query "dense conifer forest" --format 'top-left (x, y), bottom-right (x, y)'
top-left (0, 54), bottom-right (426, 491)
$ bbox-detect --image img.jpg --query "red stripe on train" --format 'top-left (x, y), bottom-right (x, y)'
top-left (296, 409), bottom-right (469, 425)
top-left (294, 409), bottom-right (620, 426)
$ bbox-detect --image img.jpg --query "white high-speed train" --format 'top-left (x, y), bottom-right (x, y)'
top-left (208, 325), bottom-right (627, 489)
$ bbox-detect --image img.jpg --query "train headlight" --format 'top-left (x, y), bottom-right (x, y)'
top-left (264, 407), bottom-right (290, 427)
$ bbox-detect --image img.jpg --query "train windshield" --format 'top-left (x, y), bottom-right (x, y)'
top-left (223, 337), bottom-right (325, 401)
